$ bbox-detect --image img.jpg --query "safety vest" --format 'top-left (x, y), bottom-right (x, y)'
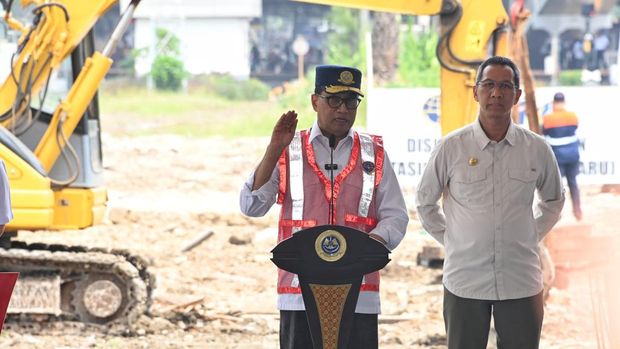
top-left (276, 129), bottom-right (384, 295)
top-left (542, 109), bottom-right (580, 164)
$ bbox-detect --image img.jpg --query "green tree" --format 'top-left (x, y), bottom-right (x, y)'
top-left (151, 28), bottom-right (186, 91)
top-left (118, 47), bottom-right (147, 76)
top-left (397, 18), bottom-right (440, 87)
top-left (152, 56), bottom-right (185, 91)
top-left (326, 7), bottom-right (365, 71)
top-left (155, 27), bottom-right (181, 56)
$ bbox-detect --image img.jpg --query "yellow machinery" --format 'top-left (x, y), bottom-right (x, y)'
top-left (0, 0), bottom-right (152, 325)
top-left (294, 0), bottom-right (510, 136)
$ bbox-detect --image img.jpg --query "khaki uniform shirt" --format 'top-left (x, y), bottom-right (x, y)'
top-left (416, 120), bottom-right (564, 300)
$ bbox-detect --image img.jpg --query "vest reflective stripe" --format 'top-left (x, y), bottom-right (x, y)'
top-left (361, 284), bottom-right (379, 291)
top-left (277, 284), bottom-right (379, 294)
top-left (279, 219), bottom-right (318, 228)
top-left (345, 213), bottom-right (378, 227)
top-left (545, 135), bottom-right (579, 146)
top-left (289, 132), bottom-right (304, 234)
top-left (277, 153), bottom-right (287, 205)
top-left (373, 135), bottom-right (385, 186)
top-left (277, 286), bottom-right (301, 294)
top-left (281, 131), bottom-right (305, 295)
top-left (358, 133), bottom-right (375, 218)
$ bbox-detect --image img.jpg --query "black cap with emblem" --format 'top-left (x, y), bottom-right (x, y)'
top-left (315, 65), bottom-right (364, 97)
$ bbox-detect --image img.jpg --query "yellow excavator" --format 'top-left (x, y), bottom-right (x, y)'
top-left (0, 0), bottom-right (152, 326)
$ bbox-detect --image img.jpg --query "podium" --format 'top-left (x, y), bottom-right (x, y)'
top-left (271, 225), bottom-right (390, 349)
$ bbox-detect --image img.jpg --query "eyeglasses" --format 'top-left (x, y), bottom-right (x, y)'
top-left (476, 80), bottom-right (516, 92)
top-left (317, 95), bottom-right (361, 110)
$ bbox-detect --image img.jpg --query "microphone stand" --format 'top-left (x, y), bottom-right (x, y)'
top-left (326, 134), bottom-right (337, 225)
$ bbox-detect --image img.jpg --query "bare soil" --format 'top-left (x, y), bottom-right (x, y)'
top-left (1, 118), bottom-right (618, 348)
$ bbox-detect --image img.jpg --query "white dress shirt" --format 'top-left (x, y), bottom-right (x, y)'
top-left (240, 121), bottom-right (408, 313)
top-left (416, 120), bottom-right (564, 300)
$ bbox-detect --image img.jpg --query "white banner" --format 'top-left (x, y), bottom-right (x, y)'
top-left (367, 86), bottom-right (620, 186)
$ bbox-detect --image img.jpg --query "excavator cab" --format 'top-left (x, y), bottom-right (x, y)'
top-left (0, 0), bottom-right (152, 327)
top-left (0, 30), bottom-right (106, 234)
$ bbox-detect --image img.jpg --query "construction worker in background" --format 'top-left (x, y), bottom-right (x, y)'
top-left (543, 92), bottom-right (582, 221)
top-left (593, 30), bottom-right (610, 71)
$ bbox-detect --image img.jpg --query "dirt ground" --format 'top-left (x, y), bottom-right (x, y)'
top-left (1, 116), bottom-right (619, 348)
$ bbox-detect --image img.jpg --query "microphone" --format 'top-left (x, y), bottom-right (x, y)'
top-left (328, 133), bottom-right (336, 150)
top-left (326, 134), bottom-right (336, 225)
top-left (324, 136), bottom-right (338, 170)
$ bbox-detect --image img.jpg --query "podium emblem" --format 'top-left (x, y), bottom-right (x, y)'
top-left (315, 230), bottom-right (347, 262)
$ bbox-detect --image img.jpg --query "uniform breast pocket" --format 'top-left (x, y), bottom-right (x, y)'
top-left (508, 168), bottom-right (538, 205)
top-left (450, 167), bottom-right (490, 206)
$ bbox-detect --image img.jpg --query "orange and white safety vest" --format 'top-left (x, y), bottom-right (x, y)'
top-left (276, 129), bottom-right (384, 298)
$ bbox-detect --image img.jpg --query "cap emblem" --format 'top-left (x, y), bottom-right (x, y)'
top-left (338, 70), bottom-right (355, 85)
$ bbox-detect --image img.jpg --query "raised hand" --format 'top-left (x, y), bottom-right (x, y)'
top-left (251, 110), bottom-right (298, 190)
top-left (269, 110), bottom-right (298, 152)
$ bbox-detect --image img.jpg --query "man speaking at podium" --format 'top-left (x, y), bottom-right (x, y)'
top-left (240, 65), bottom-right (408, 349)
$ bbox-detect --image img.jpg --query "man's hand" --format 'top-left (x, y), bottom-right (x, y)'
top-left (369, 233), bottom-right (387, 246)
top-left (269, 110), bottom-right (298, 153)
top-left (251, 111), bottom-right (298, 191)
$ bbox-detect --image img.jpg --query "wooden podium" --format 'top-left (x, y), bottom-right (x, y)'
top-left (271, 225), bottom-right (390, 349)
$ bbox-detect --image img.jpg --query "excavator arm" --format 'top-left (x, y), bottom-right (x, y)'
top-left (1, 0), bottom-right (139, 171)
top-left (0, 0), bottom-right (140, 231)
top-left (294, 0), bottom-right (510, 135)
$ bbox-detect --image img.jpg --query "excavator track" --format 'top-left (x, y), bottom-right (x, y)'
top-left (0, 241), bottom-right (155, 327)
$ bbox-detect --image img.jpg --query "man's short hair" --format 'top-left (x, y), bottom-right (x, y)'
top-left (553, 92), bottom-right (565, 102)
top-left (475, 56), bottom-right (521, 89)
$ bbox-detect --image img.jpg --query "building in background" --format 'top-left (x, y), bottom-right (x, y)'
top-left (250, 0), bottom-right (329, 85)
top-left (527, 0), bottom-right (619, 83)
top-left (94, 0), bottom-right (329, 86)
top-left (127, 0), bottom-right (261, 79)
